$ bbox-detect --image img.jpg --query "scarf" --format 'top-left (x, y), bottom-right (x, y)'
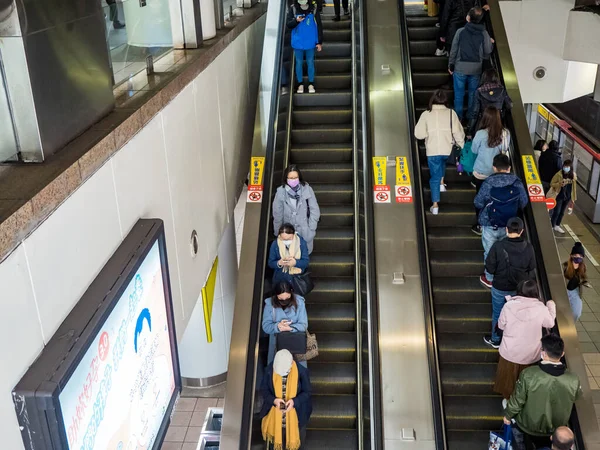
top-left (277, 234), bottom-right (302, 275)
top-left (261, 362), bottom-right (301, 450)
top-left (285, 184), bottom-right (302, 201)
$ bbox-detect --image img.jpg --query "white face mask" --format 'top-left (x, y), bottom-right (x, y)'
top-left (283, 239), bottom-right (293, 247)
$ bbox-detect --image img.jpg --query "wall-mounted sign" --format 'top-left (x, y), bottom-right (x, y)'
top-left (522, 155), bottom-right (545, 202)
top-left (247, 157), bottom-right (265, 203)
top-left (373, 156), bottom-right (391, 203)
top-left (395, 156), bottom-right (413, 203)
top-left (13, 219), bottom-right (181, 450)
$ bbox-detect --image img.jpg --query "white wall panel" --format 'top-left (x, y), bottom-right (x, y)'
top-left (111, 115), bottom-right (184, 331)
top-left (24, 165), bottom-right (122, 340)
top-left (162, 83), bottom-right (213, 322)
top-left (0, 247), bottom-right (43, 450)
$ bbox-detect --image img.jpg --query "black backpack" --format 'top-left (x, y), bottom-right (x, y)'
top-left (502, 242), bottom-right (531, 287)
top-left (487, 181), bottom-right (520, 228)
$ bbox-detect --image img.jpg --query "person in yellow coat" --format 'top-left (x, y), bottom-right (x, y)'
top-left (547, 160), bottom-right (576, 235)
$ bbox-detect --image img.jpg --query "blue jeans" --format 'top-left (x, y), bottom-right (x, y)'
top-left (295, 48), bottom-right (315, 84)
top-left (482, 226), bottom-right (507, 281)
top-left (427, 155), bottom-right (448, 203)
top-left (568, 288), bottom-right (582, 322)
top-left (453, 72), bottom-right (480, 121)
top-left (492, 287), bottom-right (516, 342)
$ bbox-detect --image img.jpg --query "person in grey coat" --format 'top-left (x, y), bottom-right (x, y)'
top-left (273, 165), bottom-right (321, 254)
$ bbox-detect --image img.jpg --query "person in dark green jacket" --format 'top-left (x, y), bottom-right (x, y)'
top-left (503, 334), bottom-right (581, 450)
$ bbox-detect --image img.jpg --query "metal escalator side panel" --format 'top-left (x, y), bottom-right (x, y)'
top-left (221, 1), bottom-right (289, 448)
top-left (487, 1), bottom-right (599, 447)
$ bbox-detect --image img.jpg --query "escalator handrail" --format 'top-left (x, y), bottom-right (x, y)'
top-left (396, 2), bottom-right (447, 449)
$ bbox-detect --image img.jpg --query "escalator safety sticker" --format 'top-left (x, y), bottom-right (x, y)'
top-left (395, 156), bottom-right (413, 203)
top-left (247, 157), bottom-right (265, 203)
top-left (522, 155), bottom-right (545, 202)
top-left (373, 157), bottom-right (391, 203)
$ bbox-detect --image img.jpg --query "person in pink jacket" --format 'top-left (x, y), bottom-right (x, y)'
top-left (494, 279), bottom-right (556, 399)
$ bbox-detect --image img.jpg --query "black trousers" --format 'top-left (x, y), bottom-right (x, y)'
top-left (105, 0), bottom-right (119, 23)
top-left (445, 20), bottom-right (464, 52)
top-left (333, 0), bottom-right (348, 18)
top-left (472, 176), bottom-right (485, 225)
top-left (551, 196), bottom-right (570, 227)
top-left (435, 0), bottom-right (446, 50)
top-left (511, 425), bottom-right (551, 450)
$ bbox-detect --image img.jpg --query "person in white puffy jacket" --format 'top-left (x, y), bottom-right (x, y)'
top-left (414, 89), bottom-right (465, 215)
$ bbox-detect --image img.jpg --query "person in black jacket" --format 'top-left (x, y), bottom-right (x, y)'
top-left (439, 0), bottom-right (489, 54)
top-left (483, 217), bottom-right (536, 349)
top-left (468, 69), bottom-right (513, 136)
top-left (538, 140), bottom-right (562, 192)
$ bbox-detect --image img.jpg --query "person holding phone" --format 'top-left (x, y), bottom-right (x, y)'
top-left (268, 223), bottom-right (310, 285)
top-left (262, 281), bottom-right (308, 367)
top-left (287, 0), bottom-right (323, 94)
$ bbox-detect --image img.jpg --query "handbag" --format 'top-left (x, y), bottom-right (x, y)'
top-left (292, 272), bottom-right (314, 296)
top-left (449, 110), bottom-right (463, 170)
top-left (276, 331), bottom-right (308, 354)
top-left (459, 141), bottom-right (476, 176)
top-left (489, 424), bottom-right (512, 450)
top-left (295, 330), bottom-right (319, 361)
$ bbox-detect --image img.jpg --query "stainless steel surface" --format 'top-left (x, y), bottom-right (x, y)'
top-left (488, 0), bottom-right (600, 447)
top-left (214, 0), bottom-right (225, 30)
top-left (365, 0), bottom-right (435, 448)
top-left (182, 0), bottom-right (202, 48)
top-left (220, 0), bottom-right (280, 446)
top-left (595, 66), bottom-right (600, 103)
top-left (182, 372), bottom-right (228, 387)
top-left (0, 1), bottom-right (114, 161)
top-left (198, 434), bottom-right (221, 450)
top-left (200, 407), bottom-right (224, 435)
top-left (0, 52), bottom-right (17, 161)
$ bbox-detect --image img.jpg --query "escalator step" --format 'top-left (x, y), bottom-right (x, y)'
top-left (413, 72), bottom-right (452, 87)
top-left (408, 27), bottom-right (439, 41)
top-left (292, 125), bottom-right (353, 145)
top-left (312, 183), bottom-right (354, 204)
top-left (309, 362), bottom-right (357, 394)
top-left (307, 277), bottom-right (355, 303)
top-left (409, 40), bottom-right (438, 56)
top-left (316, 205), bottom-right (355, 228)
top-left (318, 42), bottom-right (352, 58)
top-left (432, 276), bottom-right (490, 304)
top-left (293, 106), bottom-right (353, 124)
top-left (323, 28), bottom-right (352, 41)
top-left (438, 333), bottom-right (500, 364)
top-left (307, 302), bottom-right (355, 332)
top-left (444, 395), bottom-right (503, 430)
top-left (300, 75), bottom-right (352, 90)
top-left (291, 143), bottom-right (353, 163)
top-left (430, 250), bottom-right (483, 277)
top-left (427, 227), bottom-right (482, 251)
top-left (315, 57), bottom-right (352, 73)
top-left (424, 185), bottom-right (475, 204)
top-left (425, 203), bottom-right (475, 227)
top-left (406, 15), bottom-right (439, 27)
top-left (447, 430), bottom-right (499, 450)
top-left (441, 363), bottom-right (497, 396)
top-left (321, 17), bottom-right (353, 30)
top-left (294, 91), bottom-right (353, 108)
top-left (420, 163), bottom-right (472, 183)
top-left (310, 394), bottom-right (357, 429)
top-left (300, 162), bottom-right (354, 183)
top-left (312, 331), bottom-right (356, 362)
top-left (304, 429), bottom-right (358, 450)
top-left (309, 253), bottom-right (355, 277)
top-left (411, 56), bottom-right (450, 72)
top-left (435, 303), bottom-right (491, 333)
top-left (313, 227), bottom-right (355, 252)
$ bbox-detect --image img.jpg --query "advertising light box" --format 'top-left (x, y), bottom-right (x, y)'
top-left (13, 219), bottom-right (181, 450)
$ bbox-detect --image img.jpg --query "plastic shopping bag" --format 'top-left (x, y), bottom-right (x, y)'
top-left (489, 424), bottom-right (512, 450)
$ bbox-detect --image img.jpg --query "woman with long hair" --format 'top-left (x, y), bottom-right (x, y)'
top-left (470, 106), bottom-right (510, 234)
top-left (494, 280), bottom-right (556, 399)
top-left (414, 89), bottom-right (465, 215)
top-left (564, 242), bottom-right (587, 322)
top-left (268, 223), bottom-right (310, 285)
top-left (533, 139), bottom-right (548, 163)
top-left (548, 159), bottom-right (576, 234)
top-left (262, 281), bottom-right (308, 367)
top-left (273, 165), bottom-right (320, 254)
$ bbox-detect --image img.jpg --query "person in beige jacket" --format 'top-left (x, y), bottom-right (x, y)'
top-left (414, 89), bottom-right (465, 215)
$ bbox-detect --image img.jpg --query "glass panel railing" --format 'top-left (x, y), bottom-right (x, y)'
top-left (0, 55), bottom-right (18, 162)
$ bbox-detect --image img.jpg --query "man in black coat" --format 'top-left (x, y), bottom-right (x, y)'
top-left (439, 0), bottom-right (488, 54)
top-left (538, 140), bottom-right (562, 193)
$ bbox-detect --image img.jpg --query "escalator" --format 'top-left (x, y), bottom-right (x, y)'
top-left (290, 13), bottom-right (359, 449)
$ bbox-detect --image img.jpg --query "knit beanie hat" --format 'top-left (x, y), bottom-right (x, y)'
top-left (273, 349), bottom-right (293, 376)
top-left (571, 242), bottom-right (585, 257)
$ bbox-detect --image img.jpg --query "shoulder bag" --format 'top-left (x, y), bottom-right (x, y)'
top-left (449, 110), bottom-right (463, 171)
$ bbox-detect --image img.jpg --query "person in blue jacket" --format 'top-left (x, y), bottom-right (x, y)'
top-left (287, 0), bottom-right (323, 94)
top-left (262, 281), bottom-right (309, 367)
top-left (269, 224), bottom-right (310, 285)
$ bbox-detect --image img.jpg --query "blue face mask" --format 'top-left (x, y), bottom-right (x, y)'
top-left (564, 167), bottom-right (571, 173)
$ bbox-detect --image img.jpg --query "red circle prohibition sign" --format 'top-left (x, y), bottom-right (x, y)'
top-left (376, 191), bottom-right (389, 202)
top-left (528, 185), bottom-right (542, 196)
top-left (397, 186), bottom-right (410, 196)
top-left (249, 192), bottom-right (262, 202)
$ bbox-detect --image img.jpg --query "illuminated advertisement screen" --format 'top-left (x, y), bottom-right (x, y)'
top-left (12, 219), bottom-right (180, 450)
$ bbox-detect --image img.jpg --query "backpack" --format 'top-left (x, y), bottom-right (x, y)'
top-left (487, 181), bottom-right (520, 228)
top-left (459, 141), bottom-right (476, 175)
top-left (291, 7), bottom-right (318, 51)
top-left (502, 243), bottom-right (531, 287)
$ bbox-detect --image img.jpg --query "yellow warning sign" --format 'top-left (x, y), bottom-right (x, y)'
top-left (373, 157), bottom-right (387, 186)
top-left (537, 105), bottom-right (549, 120)
top-left (249, 157), bottom-right (265, 187)
top-left (396, 156), bottom-right (411, 186)
top-left (202, 257), bottom-right (219, 343)
top-left (548, 113), bottom-right (557, 126)
top-left (522, 155), bottom-right (541, 185)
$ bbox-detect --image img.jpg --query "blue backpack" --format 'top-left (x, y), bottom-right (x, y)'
top-left (291, 8), bottom-right (318, 50)
top-left (487, 181), bottom-right (520, 228)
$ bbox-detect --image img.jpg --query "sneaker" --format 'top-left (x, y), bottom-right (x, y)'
top-left (483, 335), bottom-right (500, 349)
top-left (440, 184), bottom-right (447, 192)
top-left (308, 84), bottom-right (316, 94)
top-left (281, 86), bottom-right (289, 95)
top-left (113, 21), bottom-right (126, 29)
top-left (430, 206), bottom-right (439, 215)
top-left (471, 224), bottom-right (482, 236)
top-left (332, 15), bottom-right (341, 21)
top-left (344, 8), bottom-right (349, 15)
top-left (297, 85), bottom-right (304, 94)
top-left (553, 225), bottom-right (565, 234)
top-left (479, 274), bottom-right (492, 289)
top-left (435, 22), bottom-right (440, 27)
top-left (435, 48), bottom-right (448, 57)
top-left (502, 399), bottom-right (507, 410)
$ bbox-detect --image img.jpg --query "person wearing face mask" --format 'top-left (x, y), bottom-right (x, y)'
top-left (262, 281), bottom-right (309, 367)
top-left (563, 242), bottom-right (588, 322)
top-left (269, 224), bottom-right (310, 286)
top-left (260, 349), bottom-right (312, 450)
top-left (503, 334), bottom-right (581, 450)
top-left (273, 165), bottom-right (320, 254)
top-left (547, 160), bottom-right (576, 234)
